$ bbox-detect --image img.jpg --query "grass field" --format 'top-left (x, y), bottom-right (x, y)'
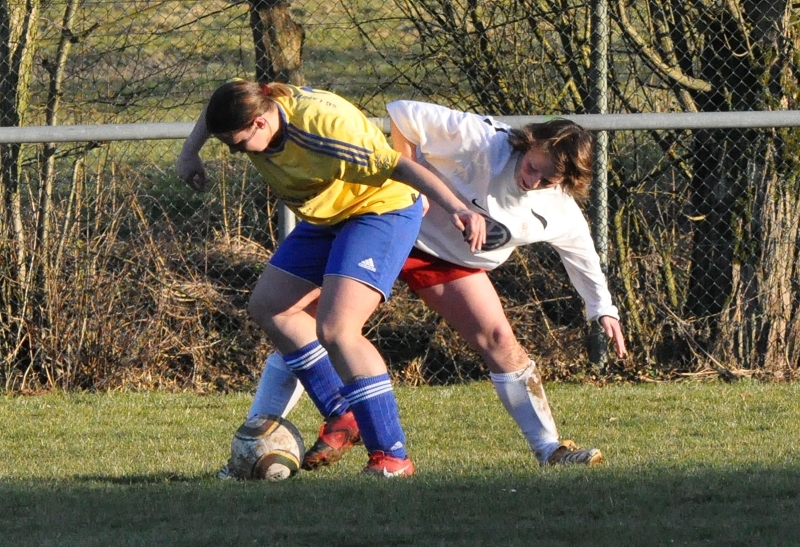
top-left (2, 381), bottom-right (799, 546)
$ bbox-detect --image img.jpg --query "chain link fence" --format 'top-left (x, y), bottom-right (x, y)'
top-left (1, 0), bottom-right (798, 392)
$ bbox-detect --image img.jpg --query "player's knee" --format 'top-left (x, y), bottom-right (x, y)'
top-left (315, 319), bottom-right (343, 350)
top-left (477, 323), bottom-right (518, 354)
top-left (316, 318), bottom-right (363, 353)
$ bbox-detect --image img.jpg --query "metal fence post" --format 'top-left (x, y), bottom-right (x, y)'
top-left (589, 0), bottom-right (610, 369)
top-left (278, 202), bottom-right (296, 243)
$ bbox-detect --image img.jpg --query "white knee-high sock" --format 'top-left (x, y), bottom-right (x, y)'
top-left (248, 353), bottom-right (305, 419)
top-left (490, 360), bottom-right (560, 463)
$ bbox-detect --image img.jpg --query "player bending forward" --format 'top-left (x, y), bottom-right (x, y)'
top-left (221, 100), bottom-right (627, 477)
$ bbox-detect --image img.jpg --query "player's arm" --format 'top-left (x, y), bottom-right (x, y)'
top-left (390, 118), bottom-right (417, 160)
top-left (391, 156), bottom-right (486, 253)
top-left (550, 224), bottom-right (628, 359)
top-left (177, 105), bottom-right (212, 192)
top-left (388, 102), bottom-right (488, 250)
top-left (390, 118), bottom-right (430, 214)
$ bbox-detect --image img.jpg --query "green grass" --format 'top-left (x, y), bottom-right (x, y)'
top-left (2, 381), bottom-right (799, 546)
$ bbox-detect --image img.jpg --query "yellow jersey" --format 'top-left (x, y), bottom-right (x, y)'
top-left (247, 86), bottom-right (418, 225)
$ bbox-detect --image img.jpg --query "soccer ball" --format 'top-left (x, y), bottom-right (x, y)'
top-left (227, 414), bottom-right (305, 481)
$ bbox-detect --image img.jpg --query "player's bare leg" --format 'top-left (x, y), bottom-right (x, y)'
top-left (315, 275), bottom-right (414, 477)
top-left (249, 265), bottom-right (362, 471)
top-left (315, 275), bottom-right (387, 382)
top-left (415, 273), bottom-right (601, 466)
top-left (248, 264), bottom-right (322, 351)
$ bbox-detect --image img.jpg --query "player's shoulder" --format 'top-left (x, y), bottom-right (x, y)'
top-left (388, 99), bottom-right (483, 124)
top-left (284, 85), bottom-right (360, 116)
top-left (391, 100), bottom-right (507, 145)
top-left (282, 87), bottom-right (383, 140)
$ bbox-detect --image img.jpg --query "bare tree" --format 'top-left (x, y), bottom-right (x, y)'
top-left (1, 0), bottom-right (43, 385)
top-left (614, 0), bottom-right (799, 376)
top-left (350, 0), bottom-right (595, 115)
top-left (248, 0), bottom-right (304, 84)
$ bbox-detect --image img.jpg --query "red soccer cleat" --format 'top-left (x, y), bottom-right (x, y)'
top-left (301, 410), bottom-right (362, 471)
top-left (362, 451), bottom-right (415, 478)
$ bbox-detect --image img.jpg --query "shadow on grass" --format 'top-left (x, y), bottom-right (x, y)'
top-left (73, 472), bottom-right (198, 485)
top-left (2, 465), bottom-right (799, 547)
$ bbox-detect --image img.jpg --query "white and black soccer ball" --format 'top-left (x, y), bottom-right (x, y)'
top-left (227, 414), bottom-right (305, 481)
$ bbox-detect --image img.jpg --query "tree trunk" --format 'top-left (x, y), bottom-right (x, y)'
top-left (248, 0), bottom-right (304, 85)
top-left (687, 1), bottom-right (799, 376)
top-left (37, 0), bottom-right (81, 299)
top-left (1, 0), bottom-right (41, 288)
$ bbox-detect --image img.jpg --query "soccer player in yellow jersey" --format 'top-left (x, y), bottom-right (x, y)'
top-left (177, 80), bottom-right (486, 477)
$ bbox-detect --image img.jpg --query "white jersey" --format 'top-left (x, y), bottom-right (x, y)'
top-left (387, 100), bottom-right (619, 321)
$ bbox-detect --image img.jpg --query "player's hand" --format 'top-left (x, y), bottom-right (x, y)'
top-left (177, 152), bottom-right (208, 192)
top-left (452, 209), bottom-right (486, 253)
top-left (599, 315), bottom-right (627, 358)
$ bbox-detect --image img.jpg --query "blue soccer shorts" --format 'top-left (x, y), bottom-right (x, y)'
top-left (269, 198), bottom-right (423, 301)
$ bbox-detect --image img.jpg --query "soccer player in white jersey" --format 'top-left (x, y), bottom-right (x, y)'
top-left (177, 82), bottom-right (486, 478)
top-left (236, 99), bottom-right (627, 470)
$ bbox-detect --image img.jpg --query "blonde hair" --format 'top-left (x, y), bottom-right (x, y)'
top-left (507, 119), bottom-right (593, 201)
top-left (205, 80), bottom-right (293, 134)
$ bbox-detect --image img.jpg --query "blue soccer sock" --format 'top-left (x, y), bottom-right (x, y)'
top-left (283, 340), bottom-right (348, 419)
top-left (340, 374), bottom-right (407, 459)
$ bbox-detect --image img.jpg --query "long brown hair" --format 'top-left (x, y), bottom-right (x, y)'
top-left (205, 80), bottom-right (293, 134)
top-left (507, 119), bottom-right (593, 201)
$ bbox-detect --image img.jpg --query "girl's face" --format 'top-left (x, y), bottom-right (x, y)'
top-left (514, 146), bottom-right (562, 192)
top-left (216, 114), bottom-right (276, 154)
top-left (221, 123), bottom-right (259, 153)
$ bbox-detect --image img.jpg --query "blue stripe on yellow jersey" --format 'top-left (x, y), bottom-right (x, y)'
top-left (285, 125), bottom-right (372, 167)
top-left (247, 85), bottom-right (416, 225)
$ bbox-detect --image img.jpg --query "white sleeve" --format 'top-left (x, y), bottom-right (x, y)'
top-left (549, 223), bottom-right (620, 322)
top-left (387, 100), bottom-right (502, 169)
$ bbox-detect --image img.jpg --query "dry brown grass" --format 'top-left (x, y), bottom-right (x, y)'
top-left (2, 216), bottom-right (609, 393)
top-left (0, 151), bottom-right (702, 394)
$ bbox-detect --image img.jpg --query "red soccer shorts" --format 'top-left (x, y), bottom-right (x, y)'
top-left (399, 247), bottom-right (485, 291)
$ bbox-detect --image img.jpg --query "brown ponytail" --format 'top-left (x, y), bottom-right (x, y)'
top-left (205, 80), bottom-right (292, 134)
